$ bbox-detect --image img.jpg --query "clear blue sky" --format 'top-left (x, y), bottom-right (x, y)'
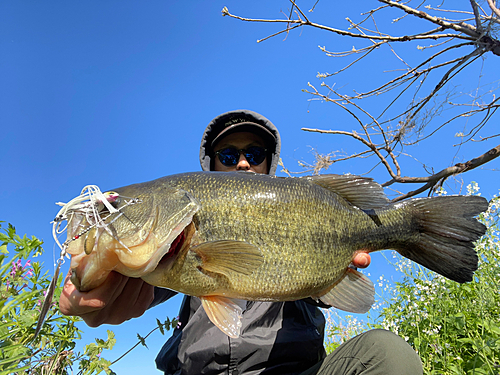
top-left (1, 1), bottom-right (498, 373)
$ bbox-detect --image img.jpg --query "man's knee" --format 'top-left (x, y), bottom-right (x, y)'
top-left (355, 329), bottom-right (423, 373)
top-left (359, 328), bottom-right (407, 348)
top-left (313, 329), bottom-right (423, 375)
top-left (301, 329), bottom-right (423, 375)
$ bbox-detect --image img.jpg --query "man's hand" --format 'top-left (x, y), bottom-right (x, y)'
top-left (352, 251), bottom-right (371, 269)
top-left (59, 270), bottom-right (154, 327)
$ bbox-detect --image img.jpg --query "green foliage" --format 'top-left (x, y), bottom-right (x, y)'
top-left (78, 331), bottom-right (117, 375)
top-left (0, 222), bottom-right (82, 374)
top-left (156, 317), bottom-right (178, 336)
top-left (111, 317), bottom-right (179, 367)
top-left (375, 191), bottom-right (500, 374)
top-left (324, 185), bottom-right (500, 374)
top-left (0, 222), bottom-right (178, 374)
top-left (323, 310), bottom-right (368, 354)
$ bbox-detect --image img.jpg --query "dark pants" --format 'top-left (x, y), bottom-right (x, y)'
top-left (300, 329), bottom-right (423, 375)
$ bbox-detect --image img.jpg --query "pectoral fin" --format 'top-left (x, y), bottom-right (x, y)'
top-left (193, 240), bottom-right (263, 277)
top-left (317, 268), bottom-right (375, 313)
top-left (200, 296), bottom-right (247, 338)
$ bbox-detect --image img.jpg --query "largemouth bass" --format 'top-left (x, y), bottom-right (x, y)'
top-left (63, 172), bottom-right (487, 338)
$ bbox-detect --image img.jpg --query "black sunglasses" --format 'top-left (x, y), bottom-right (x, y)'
top-left (214, 146), bottom-right (268, 167)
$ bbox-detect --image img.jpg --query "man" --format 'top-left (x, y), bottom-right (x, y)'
top-left (60, 110), bottom-right (422, 374)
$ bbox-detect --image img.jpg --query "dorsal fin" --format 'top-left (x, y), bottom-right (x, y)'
top-left (306, 174), bottom-right (389, 210)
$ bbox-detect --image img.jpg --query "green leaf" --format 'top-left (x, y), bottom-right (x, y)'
top-left (458, 337), bottom-right (475, 345)
top-left (157, 318), bottom-right (165, 335)
top-left (0, 349), bottom-right (29, 365)
top-left (0, 363), bottom-right (31, 375)
top-left (137, 333), bottom-right (148, 348)
top-left (413, 337), bottom-right (420, 348)
top-left (106, 330), bottom-right (116, 349)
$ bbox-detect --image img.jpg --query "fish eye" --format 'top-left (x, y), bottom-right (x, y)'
top-left (97, 197), bottom-right (121, 217)
top-left (109, 197), bottom-right (121, 209)
top-left (100, 191), bottom-right (121, 211)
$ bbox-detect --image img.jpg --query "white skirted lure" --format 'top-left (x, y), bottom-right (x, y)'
top-left (33, 185), bottom-right (139, 339)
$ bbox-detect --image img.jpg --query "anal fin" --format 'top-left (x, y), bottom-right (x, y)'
top-left (200, 296), bottom-right (246, 338)
top-left (318, 268), bottom-right (375, 313)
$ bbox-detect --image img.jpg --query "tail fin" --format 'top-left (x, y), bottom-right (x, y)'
top-left (396, 195), bottom-right (488, 283)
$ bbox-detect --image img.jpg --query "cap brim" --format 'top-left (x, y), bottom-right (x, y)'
top-left (211, 122), bottom-right (276, 149)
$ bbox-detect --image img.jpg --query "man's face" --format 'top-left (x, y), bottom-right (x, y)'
top-left (212, 131), bottom-right (269, 174)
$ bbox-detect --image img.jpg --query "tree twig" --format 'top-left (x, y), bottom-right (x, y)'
top-left (378, 0), bottom-right (480, 37)
top-left (222, 7), bottom-right (476, 42)
top-left (486, 0), bottom-right (500, 18)
top-left (470, 0), bottom-right (484, 33)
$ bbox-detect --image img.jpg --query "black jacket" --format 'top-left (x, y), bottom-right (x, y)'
top-left (152, 110), bottom-right (327, 374)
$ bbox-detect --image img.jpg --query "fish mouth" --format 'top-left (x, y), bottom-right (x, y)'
top-left (69, 220), bottom-right (193, 292)
top-left (158, 229), bottom-right (186, 266)
top-left (151, 220), bottom-right (196, 274)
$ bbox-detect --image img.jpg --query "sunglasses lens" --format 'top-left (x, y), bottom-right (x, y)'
top-left (216, 147), bottom-right (267, 166)
top-left (217, 148), bottom-right (240, 166)
top-left (244, 146), bottom-right (267, 165)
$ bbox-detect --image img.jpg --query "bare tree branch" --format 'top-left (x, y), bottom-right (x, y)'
top-left (386, 144), bottom-right (500, 201)
top-left (302, 126), bottom-right (500, 200)
top-left (378, 0), bottom-right (480, 37)
top-left (487, 0), bottom-right (500, 18)
top-left (223, 6), bottom-right (477, 42)
top-left (470, 0), bottom-right (484, 33)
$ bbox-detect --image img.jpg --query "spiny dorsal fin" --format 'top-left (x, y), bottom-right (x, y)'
top-left (316, 268), bottom-right (375, 313)
top-left (200, 296), bottom-right (246, 338)
top-left (193, 240), bottom-right (263, 277)
top-left (307, 174), bottom-right (389, 210)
